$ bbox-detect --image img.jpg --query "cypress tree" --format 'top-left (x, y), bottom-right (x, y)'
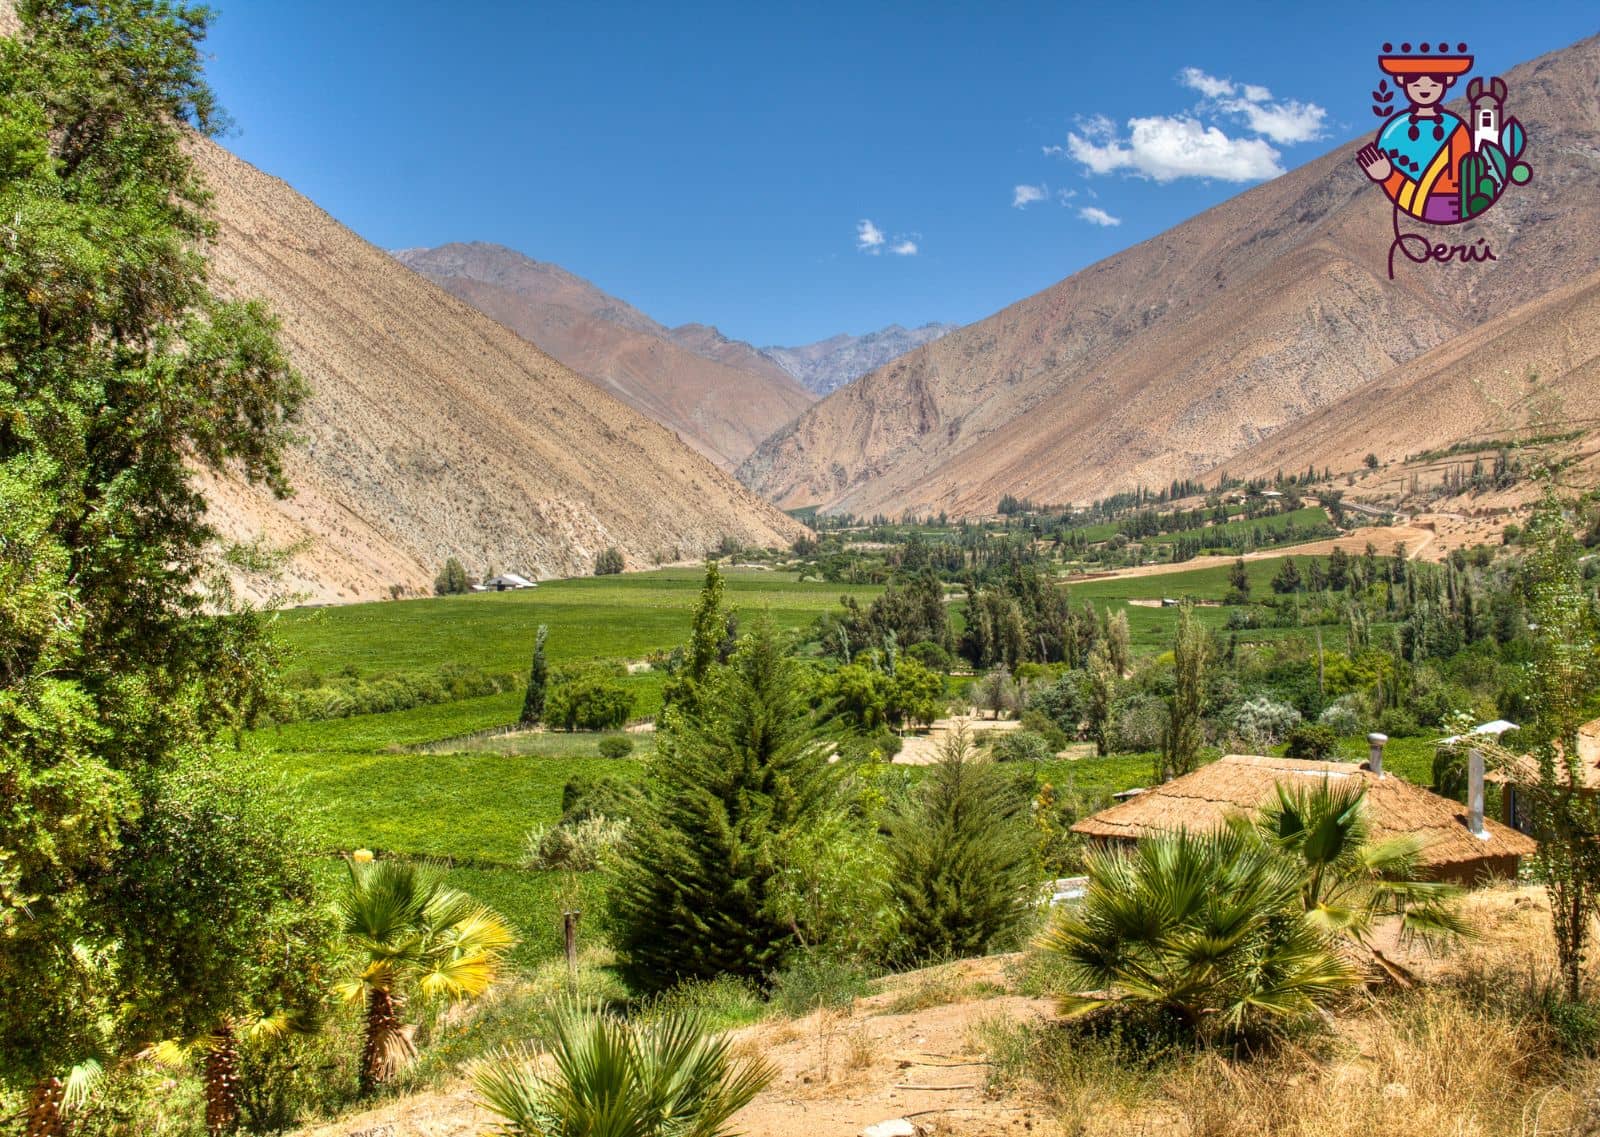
top-left (612, 622), bottom-right (831, 991)
top-left (519, 624), bottom-right (548, 726)
top-left (1159, 601), bottom-right (1208, 782)
top-left (885, 727), bottom-right (1033, 963)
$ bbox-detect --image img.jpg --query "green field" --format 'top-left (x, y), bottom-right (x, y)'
top-left (275, 567), bottom-right (880, 685)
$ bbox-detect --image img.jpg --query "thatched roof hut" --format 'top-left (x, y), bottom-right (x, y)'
top-left (1071, 754), bottom-right (1536, 885)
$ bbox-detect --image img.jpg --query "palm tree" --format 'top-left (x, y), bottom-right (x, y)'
top-left (1248, 780), bottom-right (1471, 969)
top-left (1039, 828), bottom-right (1356, 1040)
top-left (335, 858), bottom-right (516, 1094)
top-left (144, 1011), bottom-right (312, 1135)
top-left (473, 1000), bottom-right (774, 1137)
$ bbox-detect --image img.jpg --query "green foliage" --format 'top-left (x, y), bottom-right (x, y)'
top-left (659, 561), bottom-right (728, 718)
top-left (0, 0), bottom-right (304, 1097)
top-left (990, 730), bottom-right (1055, 764)
top-left (519, 625), bottom-right (549, 727)
top-left (435, 557), bottom-right (470, 596)
top-left (598, 736), bottom-right (635, 760)
top-left (611, 623), bottom-right (833, 991)
top-left (1085, 644), bottom-right (1119, 757)
top-left (1158, 602), bottom-right (1207, 782)
top-left (334, 858), bottom-right (516, 1091)
top-left (472, 1001), bottom-right (774, 1137)
top-left (1284, 722), bottom-right (1338, 761)
top-left (768, 952), bottom-right (875, 1016)
top-left (975, 664), bottom-right (1021, 719)
top-left (594, 547), bottom-right (625, 576)
top-left (546, 672), bottom-right (634, 732)
top-left (885, 728), bottom-right (1034, 963)
top-left (1040, 828), bottom-right (1357, 1040)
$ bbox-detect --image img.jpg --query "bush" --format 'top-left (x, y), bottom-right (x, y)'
top-left (561, 775), bottom-right (644, 825)
top-left (547, 675), bottom-right (634, 731)
top-left (1232, 695), bottom-right (1301, 750)
top-left (991, 730), bottom-right (1055, 764)
top-left (1317, 695), bottom-right (1366, 736)
top-left (1114, 692), bottom-right (1167, 753)
top-left (523, 816), bottom-right (630, 872)
top-left (1377, 706), bottom-right (1421, 738)
top-left (769, 952), bottom-right (875, 1016)
top-left (836, 729), bottom-right (903, 762)
top-left (435, 556), bottom-right (470, 595)
top-left (1028, 670), bottom-right (1085, 737)
top-left (597, 736), bottom-right (635, 760)
top-left (594, 547), bottom-right (625, 576)
top-left (1019, 709), bottom-right (1070, 752)
top-left (905, 640), bottom-right (954, 672)
top-left (1284, 722), bottom-right (1338, 761)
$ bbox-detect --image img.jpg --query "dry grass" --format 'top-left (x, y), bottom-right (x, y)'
top-left (983, 885), bottom-right (1600, 1137)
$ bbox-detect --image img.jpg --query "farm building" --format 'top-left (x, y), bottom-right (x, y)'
top-left (1071, 752), bottom-right (1537, 885)
top-left (478, 573), bottom-right (537, 591)
top-left (1486, 716), bottom-right (1600, 831)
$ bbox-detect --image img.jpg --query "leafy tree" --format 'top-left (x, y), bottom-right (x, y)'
top-left (519, 625), bottom-right (549, 726)
top-left (335, 859), bottom-right (515, 1093)
top-left (1158, 602), bottom-right (1208, 782)
top-left (1104, 609), bottom-right (1133, 677)
top-left (611, 623), bottom-right (833, 991)
top-left (1040, 828), bottom-right (1356, 1040)
top-left (1284, 722), bottom-right (1338, 761)
top-left (1028, 669), bottom-right (1085, 738)
top-left (821, 663), bottom-right (892, 731)
top-left (1518, 490), bottom-right (1600, 1000)
top-left (884, 656), bottom-right (944, 729)
top-left (1226, 557), bottom-right (1252, 604)
top-left (594, 547), bottom-right (625, 576)
top-left (1085, 643), bottom-right (1119, 756)
top-left (546, 673), bottom-right (634, 731)
top-left (974, 664), bottom-right (1021, 719)
top-left (0, 0), bottom-right (305, 1121)
top-left (473, 1002), bottom-right (774, 1137)
top-left (885, 728), bottom-right (1034, 962)
top-left (434, 557), bottom-right (469, 595)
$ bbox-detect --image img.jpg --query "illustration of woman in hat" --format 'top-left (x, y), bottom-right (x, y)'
top-left (1355, 44), bottom-right (1476, 223)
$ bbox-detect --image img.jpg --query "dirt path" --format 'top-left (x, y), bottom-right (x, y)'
top-left (1073, 523), bottom-right (1436, 588)
top-left (893, 712), bottom-right (1021, 765)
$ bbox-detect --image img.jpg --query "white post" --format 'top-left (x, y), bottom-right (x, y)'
top-left (1468, 748), bottom-right (1487, 839)
top-left (1367, 732), bottom-right (1387, 777)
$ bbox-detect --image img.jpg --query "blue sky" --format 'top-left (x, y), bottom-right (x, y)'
top-left (205, 1), bottom-right (1598, 346)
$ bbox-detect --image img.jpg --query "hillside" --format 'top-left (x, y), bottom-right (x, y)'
top-left (392, 243), bottom-right (814, 468)
top-left (190, 148), bottom-right (804, 605)
top-left (741, 34), bottom-right (1600, 516)
top-left (762, 322), bottom-right (959, 395)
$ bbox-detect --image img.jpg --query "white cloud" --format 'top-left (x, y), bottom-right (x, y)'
top-left (1057, 187), bottom-right (1078, 201)
top-left (1078, 206), bottom-right (1122, 227)
top-left (856, 219), bottom-right (885, 253)
top-left (1066, 115), bottom-right (1284, 182)
top-left (1012, 183), bottom-right (1048, 208)
top-left (890, 239), bottom-right (918, 256)
top-left (1241, 83), bottom-right (1272, 104)
top-left (1179, 66), bottom-right (1235, 99)
top-left (1221, 96), bottom-right (1326, 144)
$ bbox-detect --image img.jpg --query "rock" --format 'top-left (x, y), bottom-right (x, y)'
top-left (861, 1121), bottom-right (919, 1137)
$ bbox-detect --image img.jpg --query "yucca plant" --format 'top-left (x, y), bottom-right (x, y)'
top-left (473, 1000), bottom-right (774, 1137)
top-left (1039, 828), bottom-right (1356, 1040)
top-left (335, 858), bottom-right (516, 1094)
top-left (1249, 780), bottom-right (1472, 956)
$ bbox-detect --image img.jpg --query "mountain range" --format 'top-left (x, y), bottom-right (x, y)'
top-left (740, 34), bottom-right (1600, 517)
top-left (188, 148), bottom-right (802, 605)
top-left (392, 243), bottom-right (953, 467)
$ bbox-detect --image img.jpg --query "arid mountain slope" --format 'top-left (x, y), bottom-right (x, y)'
top-left (191, 146), bottom-right (804, 605)
top-left (742, 34), bottom-right (1600, 515)
top-left (1212, 265), bottom-right (1600, 484)
top-left (392, 243), bottom-right (814, 468)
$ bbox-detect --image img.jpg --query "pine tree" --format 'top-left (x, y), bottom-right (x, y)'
top-left (885, 727), bottom-right (1033, 963)
top-left (611, 623), bottom-right (832, 991)
top-left (519, 625), bottom-right (549, 726)
top-left (660, 560), bottom-right (727, 718)
top-left (1272, 557), bottom-right (1303, 594)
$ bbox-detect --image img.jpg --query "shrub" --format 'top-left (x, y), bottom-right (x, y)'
top-left (546, 675), bottom-right (634, 731)
top-left (434, 556), bottom-right (470, 595)
top-left (905, 640), bottom-right (954, 672)
top-left (1284, 722), bottom-right (1338, 761)
top-left (1317, 694), bottom-right (1366, 736)
top-left (472, 1002), bottom-right (773, 1137)
top-left (1113, 692), bottom-right (1167, 753)
top-left (1028, 670), bottom-right (1085, 736)
top-left (1377, 706), bottom-right (1421, 738)
top-left (560, 775), bottom-right (644, 825)
top-left (1019, 709), bottom-right (1069, 752)
top-left (769, 952), bottom-right (875, 1016)
top-left (1039, 828), bottom-right (1356, 1041)
top-left (1232, 695), bottom-right (1301, 750)
top-left (523, 816), bottom-right (630, 872)
top-left (597, 736), bottom-right (635, 760)
top-left (991, 730), bottom-right (1055, 764)
top-left (594, 547), bottom-right (625, 576)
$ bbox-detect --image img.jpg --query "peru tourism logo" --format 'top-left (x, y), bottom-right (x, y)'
top-left (1356, 40), bottom-right (1531, 278)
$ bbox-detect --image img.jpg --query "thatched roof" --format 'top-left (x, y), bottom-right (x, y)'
top-left (1071, 754), bottom-right (1536, 871)
top-left (1486, 718), bottom-right (1600, 792)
